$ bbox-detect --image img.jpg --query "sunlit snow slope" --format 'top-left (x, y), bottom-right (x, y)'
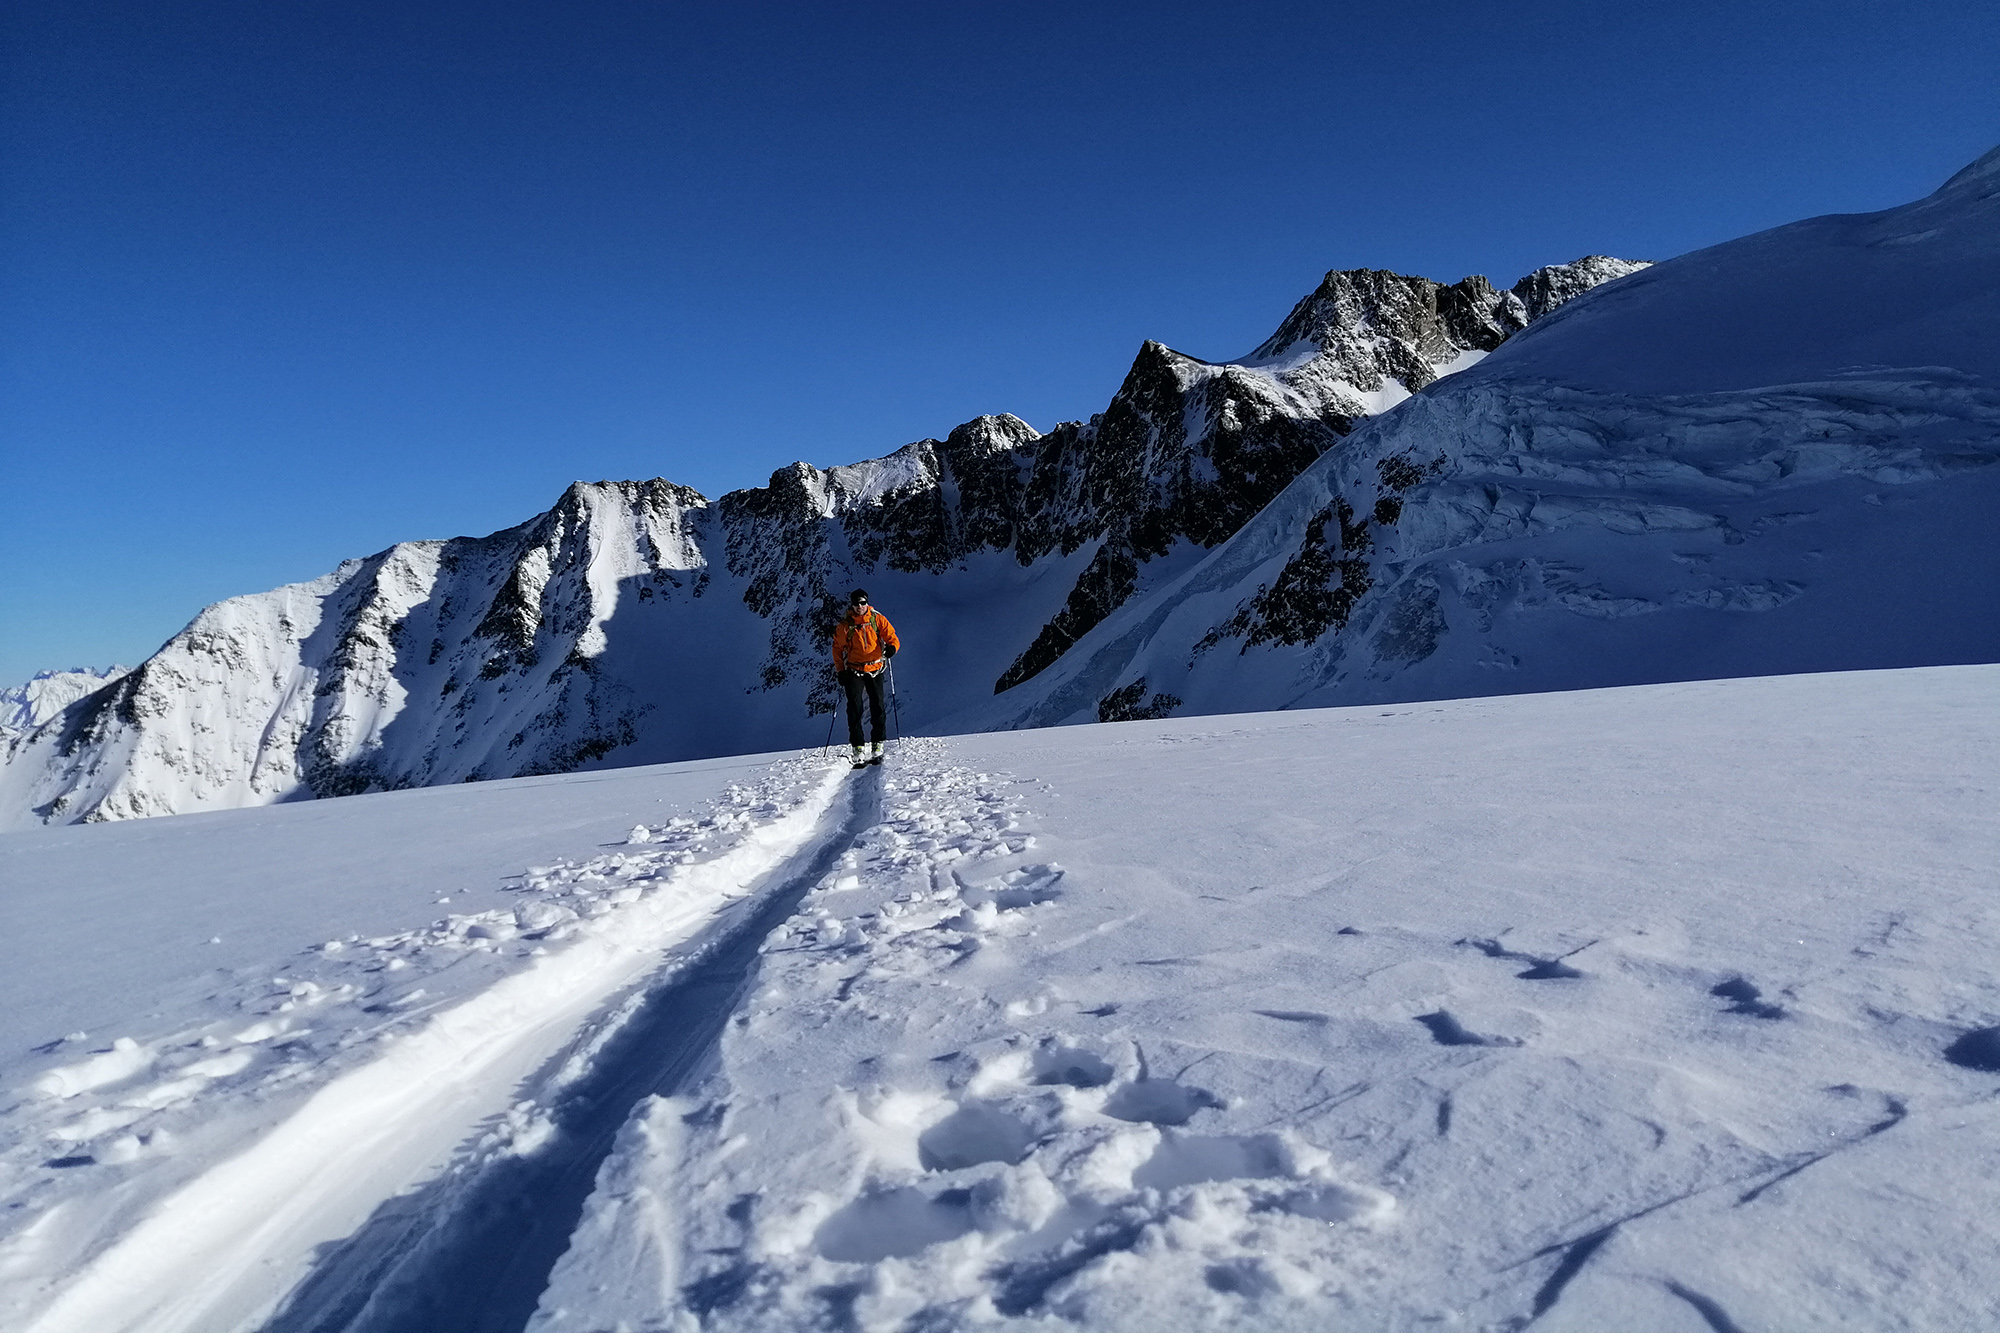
top-left (0, 749), bottom-right (853, 1333)
top-left (0, 258), bottom-right (1639, 830)
top-left (958, 147), bottom-right (2000, 733)
top-left (9, 147), bottom-right (1996, 833)
top-left (1, 665), bottom-right (1995, 1332)
top-left (535, 666), bottom-right (2000, 1332)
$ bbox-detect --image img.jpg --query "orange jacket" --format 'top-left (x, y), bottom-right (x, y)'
top-left (832, 607), bottom-right (900, 675)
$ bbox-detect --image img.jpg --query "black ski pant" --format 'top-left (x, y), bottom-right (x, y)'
top-left (843, 670), bottom-right (887, 746)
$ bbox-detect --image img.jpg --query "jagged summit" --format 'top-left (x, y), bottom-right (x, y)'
top-left (1, 250), bottom-right (1643, 828)
top-left (1238, 257), bottom-right (1652, 419)
top-left (961, 146), bottom-right (2000, 737)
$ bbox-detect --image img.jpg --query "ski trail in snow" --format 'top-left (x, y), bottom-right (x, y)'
top-left (531, 745), bottom-right (1400, 1331)
top-left (263, 769), bottom-right (884, 1333)
top-left (18, 760), bottom-right (855, 1333)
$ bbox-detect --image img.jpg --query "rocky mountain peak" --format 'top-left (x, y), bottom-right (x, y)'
top-left (1247, 268), bottom-right (1505, 368)
top-left (944, 413), bottom-right (1041, 457)
top-left (1239, 258), bottom-right (1651, 416)
top-left (1, 246), bottom-right (1650, 828)
top-left (1509, 256), bottom-right (1652, 321)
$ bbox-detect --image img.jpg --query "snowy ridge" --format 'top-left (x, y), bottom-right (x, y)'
top-left (1, 257), bottom-right (1636, 830)
top-left (0, 669), bottom-right (129, 742)
top-left (15, 148), bottom-right (1991, 830)
top-left (959, 149), bottom-right (2000, 733)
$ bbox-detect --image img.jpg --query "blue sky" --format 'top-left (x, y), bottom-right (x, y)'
top-left (3, 0), bottom-right (1996, 684)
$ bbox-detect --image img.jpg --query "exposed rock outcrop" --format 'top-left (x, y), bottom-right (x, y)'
top-left (1, 257), bottom-right (1645, 827)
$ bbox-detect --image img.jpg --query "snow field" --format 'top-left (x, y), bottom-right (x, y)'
top-left (533, 740), bottom-right (1398, 1332)
top-left (534, 667), bottom-right (2000, 1331)
top-left (2, 667), bottom-right (1995, 1330)
top-left (1, 755), bottom-right (849, 1333)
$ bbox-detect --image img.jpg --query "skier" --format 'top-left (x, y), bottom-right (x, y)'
top-left (832, 588), bottom-right (899, 768)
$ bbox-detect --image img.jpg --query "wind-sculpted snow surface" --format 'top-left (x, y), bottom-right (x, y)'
top-left (526, 667), bottom-right (2000, 1331)
top-left (531, 744), bottom-right (1396, 1331)
top-left (0, 258), bottom-right (1640, 829)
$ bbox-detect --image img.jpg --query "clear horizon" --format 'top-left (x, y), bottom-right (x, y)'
top-left (4, 0), bottom-right (1997, 683)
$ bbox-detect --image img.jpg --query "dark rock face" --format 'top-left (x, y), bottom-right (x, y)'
top-left (1096, 679), bottom-right (1182, 723)
top-left (994, 344), bottom-right (1351, 691)
top-left (1250, 269), bottom-right (1521, 392)
top-left (1246, 258), bottom-right (1648, 399)
top-left (1201, 451), bottom-right (1447, 652)
top-left (5, 256), bottom-right (1645, 825)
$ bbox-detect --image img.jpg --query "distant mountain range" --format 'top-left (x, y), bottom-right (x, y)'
top-left (0, 667), bottom-right (129, 743)
top-left (0, 256), bottom-right (1642, 826)
top-left (6, 144), bottom-right (1997, 829)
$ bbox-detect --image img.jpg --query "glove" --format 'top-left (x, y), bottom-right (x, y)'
top-left (886, 645), bottom-right (897, 659)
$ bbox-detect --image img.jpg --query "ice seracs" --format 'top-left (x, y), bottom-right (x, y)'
top-left (965, 146), bottom-right (2000, 732)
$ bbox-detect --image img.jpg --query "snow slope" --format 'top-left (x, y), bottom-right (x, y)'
top-left (959, 147), bottom-right (2000, 734)
top-left (2, 664), bottom-right (1996, 1331)
top-left (0, 258), bottom-right (1639, 831)
top-left (530, 666), bottom-right (2000, 1332)
top-left (0, 749), bottom-right (856, 1331)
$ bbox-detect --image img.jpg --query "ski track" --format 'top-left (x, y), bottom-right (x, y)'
top-left (7, 753), bottom-right (858, 1333)
top-left (519, 676), bottom-right (2000, 1332)
top-left (263, 766), bottom-right (885, 1333)
top-left (9, 668), bottom-right (1999, 1331)
top-left (531, 739), bottom-right (1399, 1332)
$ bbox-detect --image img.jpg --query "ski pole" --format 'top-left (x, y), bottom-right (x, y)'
top-left (887, 659), bottom-right (903, 753)
top-left (820, 700), bottom-right (837, 759)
